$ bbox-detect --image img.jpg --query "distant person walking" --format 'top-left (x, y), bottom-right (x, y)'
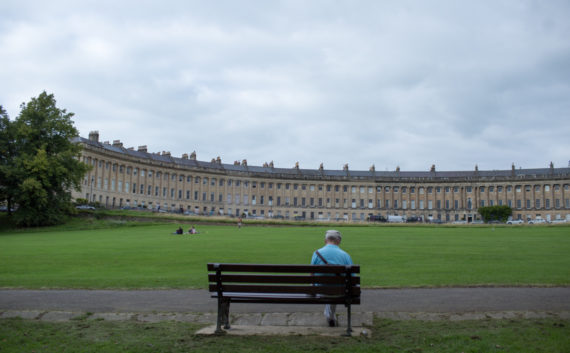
top-left (310, 229), bottom-right (353, 327)
top-left (237, 217), bottom-right (242, 229)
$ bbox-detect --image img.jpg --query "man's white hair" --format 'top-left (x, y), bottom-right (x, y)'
top-left (325, 229), bottom-right (342, 242)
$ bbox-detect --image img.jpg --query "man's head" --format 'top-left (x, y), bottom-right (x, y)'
top-left (324, 230), bottom-right (342, 245)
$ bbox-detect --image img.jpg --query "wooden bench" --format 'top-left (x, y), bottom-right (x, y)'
top-left (207, 263), bottom-right (361, 335)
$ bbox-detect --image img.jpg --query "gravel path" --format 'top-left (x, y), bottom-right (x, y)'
top-left (1, 287), bottom-right (569, 314)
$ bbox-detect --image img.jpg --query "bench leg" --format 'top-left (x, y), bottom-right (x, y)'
top-left (215, 297), bottom-right (225, 334)
top-left (344, 304), bottom-right (352, 336)
top-left (222, 300), bottom-right (231, 329)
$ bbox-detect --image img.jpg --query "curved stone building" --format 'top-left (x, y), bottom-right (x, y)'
top-left (72, 131), bottom-right (570, 223)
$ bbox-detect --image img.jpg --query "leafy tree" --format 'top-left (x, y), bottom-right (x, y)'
top-left (478, 205), bottom-right (512, 223)
top-left (0, 92), bottom-right (89, 226)
top-left (0, 105), bottom-right (17, 215)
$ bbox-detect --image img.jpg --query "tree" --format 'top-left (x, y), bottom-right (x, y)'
top-left (0, 105), bottom-right (18, 215)
top-left (478, 205), bottom-right (512, 223)
top-left (0, 92), bottom-right (89, 226)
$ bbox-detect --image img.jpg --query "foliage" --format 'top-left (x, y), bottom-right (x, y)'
top-left (0, 92), bottom-right (89, 226)
top-left (478, 205), bottom-right (512, 223)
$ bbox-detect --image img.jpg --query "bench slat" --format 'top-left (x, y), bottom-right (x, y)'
top-left (208, 274), bottom-right (360, 285)
top-left (209, 284), bottom-right (361, 296)
top-left (207, 263), bottom-right (360, 274)
top-left (211, 292), bottom-right (361, 305)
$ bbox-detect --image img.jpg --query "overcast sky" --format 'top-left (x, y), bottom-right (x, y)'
top-left (1, 0), bottom-right (569, 172)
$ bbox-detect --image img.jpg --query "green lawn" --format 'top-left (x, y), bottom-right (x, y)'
top-left (1, 317), bottom-right (568, 353)
top-left (0, 221), bottom-right (569, 288)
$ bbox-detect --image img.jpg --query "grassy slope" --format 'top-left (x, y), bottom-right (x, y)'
top-left (0, 220), bottom-right (568, 289)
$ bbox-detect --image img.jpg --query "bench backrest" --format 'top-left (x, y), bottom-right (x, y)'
top-left (207, 263), bottom-right (360, 297)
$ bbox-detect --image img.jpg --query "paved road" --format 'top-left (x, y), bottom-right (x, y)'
top-left (1, 288), bottom-right (569, 314)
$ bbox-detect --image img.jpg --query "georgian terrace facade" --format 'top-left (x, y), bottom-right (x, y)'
top-left (72, 132), bottom-right (570, 223)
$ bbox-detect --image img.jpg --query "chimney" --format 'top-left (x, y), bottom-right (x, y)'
top-left (182, 153), bottom-right (188, 159)
top-left (88, 131), bottom-right (99, 142)
top-left (137, 145), bottom-right (147, 153)
top-left (163, 151), bottom-right (171, 157)
top-left (430, 164), bottom-right (436, 172)
top-left (112, 140), bottom-right (123, 148)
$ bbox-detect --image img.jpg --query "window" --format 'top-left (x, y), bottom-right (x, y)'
top-left (393, 186), bottom-right (399, 193)
top-left (360, 186), bottom-right (364, 193)
top-left (351, 199), bottom-right (356, 208)
top-left (480, 186), bottom-right (485, 193)
top-left (402, 187), bottom-right (407, 193)
top-left (410, 187), bottom-right (416, 193)
top-left (428, 200), bottom-right (432, 209)
top-left (427, 187), bottom-right (433, 194)
top-left (466, 186), bottom-right (472, 193)
top-left (489, 186), bottom-right (494, 192)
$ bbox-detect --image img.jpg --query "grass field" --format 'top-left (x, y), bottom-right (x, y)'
top-left (1, 317), bottom-right (568, 352)
top-left (0, 219), bottom-right (568, 289)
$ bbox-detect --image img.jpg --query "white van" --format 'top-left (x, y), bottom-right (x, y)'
top-left (387, 215), bottom-right (405, 223)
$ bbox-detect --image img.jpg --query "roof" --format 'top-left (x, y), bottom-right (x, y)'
top-left (76, 137), bottom-right (570, 181)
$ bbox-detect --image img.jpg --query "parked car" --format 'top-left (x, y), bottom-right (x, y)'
top-left (470, 220), bottom-right (484, 224)
top-left (430, 219), bottom-right (445, 224)
top-left (551, 219), bottom-right (567, 224)
top-left (507, 219), bottom-right (524, 225)
top-left (369, 215), bottom-right (387, 222)
top-left (453, 220), bottom-right (467, 224)
top-left (487, 220), bottom-right (504, 224)
top-left (75, 205), bottom-right (95, 210)
top-left (528, 219), bottom-right (547, 224)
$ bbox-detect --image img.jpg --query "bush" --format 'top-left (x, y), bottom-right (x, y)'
top-left (478, 205), bottom-right (512, 223)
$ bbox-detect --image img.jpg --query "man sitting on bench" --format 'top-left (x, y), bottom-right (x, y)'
top-left (310, 229), bottom-right (353, 327)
